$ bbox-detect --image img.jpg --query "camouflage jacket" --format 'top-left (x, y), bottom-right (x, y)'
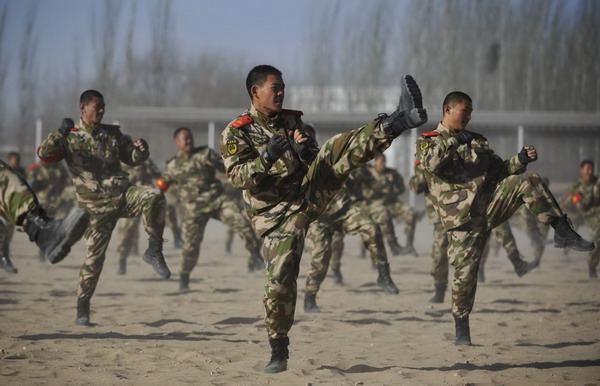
top-left (162, 146), bottom-right (225, 213)
top-left (409, 160), bottom-right (439, 224)
top-left (571, 176), bottom-right (600, 226)
top-left (27, 161), bottom-right (71, 198)
top-left (37, 118), bottom-right (147, 212)
top-left (123, 158), bottom-right (161, 186)
top-left (416, 122), bottom-right (525, 230)
top-left (221, 105), bottom-right (318, 236)
top-left (359, 165), bottom-right (406, 206)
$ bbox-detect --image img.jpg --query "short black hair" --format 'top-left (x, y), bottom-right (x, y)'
top-left (80, 89), bottom-right (104, 105)
top-left (7, 151), bottom-right (20, 159)
top-left (245, 65), bottom-right (282, 99)
top-left (173, 127), bottom-right (191, 139)
top-left (580, 159), bottom-right (594, 168)
top-left (442, 91), bottom-right (472, 113)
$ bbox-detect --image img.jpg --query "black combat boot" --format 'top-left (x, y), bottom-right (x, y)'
top-left (331, 266), bottom-right (343, 285)
top-left (75, 298), bottom-right (91, 326)
top-left (454, 317), bottom-right (472, 345)
top-left (0, 254), bottom-right (18, 274)
top-left (590, 265), bottom-right (598, 279)
top-left (387, 239), bottom-right (402, 256)
top-left (429, 283), bottom-right (446, 303)
top-left (142, 235), bottom-right (171, 278)
top-left (264, 337), bottom-right (289, 374)
top-left (179, 273), bottom-right (190, 293)
top-left (379, 75), bottom-right (428, 136)
top-left (304, 292), bottom-right (320, 313)
top-left (552, 215), bottom-right (595, 251)
top-left (117, 259), bottom-right (126, 275)
top-left (399, 234), bottom-right (419, 257)
top-left (478, 266), bottom-right (485, 283)
top-left (507, 252), bottom-right (539, 277)
top-left (248, 251), bottom-right (265, 273)
top-left (24, 207), bottom-right (89, 264)
top-left (376, 263), bottom-right (400, 294)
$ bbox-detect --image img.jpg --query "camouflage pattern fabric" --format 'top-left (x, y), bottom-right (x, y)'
top-left (27, 161), bottom-right (75, 218)
top-left (571, 176), bottom-right (600, 268)
top-left (162, 147), bottom-right (262, 274)
top-left (329, 229), bottom-right (344, 273)
top-left (416, 123), bottom-right (564, 320)
top-left (38, 119), bottom-right (166, 301)
top-left (0, 160), bottom-right (38, 225)
top-left (165, 186), bottom-right (182, 245)
top-left (480, 221), bottom-right (519, 268)
top-left (0, 218), bottom-right (14, 258)
top-left (511, 206), bottom-right (550, 261)
top-left (305, 184), bottom-right (389, 294)
top-left (222, 105), bottom-right (395, 339)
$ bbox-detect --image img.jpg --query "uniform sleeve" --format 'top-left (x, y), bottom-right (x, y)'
top-left (577, 179), bottom-right (600, 212)
top-left (208, 148), bottom-right (225, 173)
top-left (416, 136), bottom-right (460, 173)
top-left (393, 170), bottom-right (406, 196)
top-left (161, 161), bottom-right (176, 185)
top-left (221, 125), bottom-right (271, 190)
top-left (37, 131), bottom-right (67, 163)
top-left (488, 153), bottom-right (525, 180)
top-left (408, 166), bottom-right (428, 194)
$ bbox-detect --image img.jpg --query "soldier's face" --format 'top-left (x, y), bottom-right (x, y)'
top-left (444, 101), bottom-right (472, 131)
top-left (7, 155), bottom-right (19, 168)
top-left (374, 156), bottom-right (386, 172)
top-left (81, 97), bottom-right (105, 126)
top-left (580, 163), bottom-right (593, 183)
top-left (252, 74), bottom-right (285, 117)
top-left (175, 130), bottom-right (194, 153)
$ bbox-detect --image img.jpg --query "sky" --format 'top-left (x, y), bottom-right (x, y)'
top-left (1, 0), bottom-right (317, 111)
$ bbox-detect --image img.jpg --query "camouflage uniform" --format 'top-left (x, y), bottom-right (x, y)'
top-left (305, 174), bottom-right (391, 295)
top-left (0, 160), bottom-right (38, 226)
top-left (27, 161), bottom-right (75, 219)
top-left (510, 206), bottom-right (550, 262)
top-left (161, 146), bottom-right (262, 276)
top-left (223, 180), bottom-right (246, 254)
top-left (0, 163), bottom-right (29, 262)
top-left (222, 105), bottom-right (396, 339)
top-left (38, 118), bottom-right (166, 301)
top-left (116, 159), bottom-right (162, 269)
top-left (409, 161), bottom-right (448, 288)
top-left (571, 175), bottom-right (600, 274)
top-left (165, 186), bottom-right (183, 248)
top-left (416, 123), bottom-right (563, 320)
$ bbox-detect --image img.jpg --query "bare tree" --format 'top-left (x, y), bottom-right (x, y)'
top-left (91, 0), bottom-right (122, 100)
top-left (146, 0), bottom-right (175, 106)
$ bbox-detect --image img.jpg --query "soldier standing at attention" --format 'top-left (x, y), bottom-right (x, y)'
top-left (221, 64), bottom-right (427, 373)
top-left (37, 89), bottom-right (170, 326)
top-left (416, 91), bottom-right (594, 346)
top-left (0, 159), bottom-right (89, 268)
top-left (570, 160), bottom-right (600, 278)
top-left (157, 127), bottom-right (264, 293)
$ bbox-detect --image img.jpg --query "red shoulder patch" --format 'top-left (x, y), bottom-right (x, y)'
top-left (414, 159), bottom-right (421, 166)
top-left (28, 163), bottom-right (40, 170)
top-left (421, 131), bottom-right (440, 137)
top-left (231, 116), bottom-right (253, 128)
top-left (70, 127), bottom-right (79, 132)
top-left (281, 109), bottom-right (303, 116)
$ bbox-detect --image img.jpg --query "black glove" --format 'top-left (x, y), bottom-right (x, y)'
top-left (58, 118), bottom-right (74, 137)
top-left (135, 138), bottom-right (149, 156)
top-left (291, 131), bottom-right (318, 163)
top-left (454, 130), bottom-right (473, 145)
top-left (262, 135), bottom-right (289, 164)
top-left (518, 147), bottom-right (533, 164)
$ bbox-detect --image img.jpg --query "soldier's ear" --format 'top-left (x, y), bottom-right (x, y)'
top-left (251, 85), bottom-right (260, 100)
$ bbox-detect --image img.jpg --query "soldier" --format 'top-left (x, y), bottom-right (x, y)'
top-left (221, 65), bottom-right (427, 373)
top-left (0, 159), bottom-right (89, 269)
top-left (0, 152), bottom-right (27, 273)
top-left (165, 186), bottom-right (184, 249)
top-left (115, 159), bottom-right (162, 275)
top-left (28, 161), bottom-right (75, 219)
top-left (304, 140), bottom-right (400, 313)
top-left (222, 180), bottom-right (245, 254)
top-left (416, 91), bottom-right (594, 346)
top-left (570, 160), bottom-right (600, 278)
top-left (38, 89), bottom-right (170, 326)
top-left (157, 127), bottom-right (264, 293)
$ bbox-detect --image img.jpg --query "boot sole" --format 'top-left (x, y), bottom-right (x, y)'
top-left (553, 242), bottom-right (595, 252)
top-left (142, 254), bottom-right (171, 279)
top-left (402, 75), bottom-right (423, 109)
top-left (46, 210), bottom-right (90, 264)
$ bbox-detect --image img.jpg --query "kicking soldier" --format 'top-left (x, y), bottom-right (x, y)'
top-left (221, 65), bottom-right (427, 373)
top-left (38, 89), bottom-right (170, 326)
top-left (416, 91), bottom-right (594, 345)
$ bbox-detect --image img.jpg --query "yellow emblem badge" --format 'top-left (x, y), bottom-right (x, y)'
top-left (226, 139), bottom-right (239, 155)
top-left (420, 142), bottom-right (429, 150)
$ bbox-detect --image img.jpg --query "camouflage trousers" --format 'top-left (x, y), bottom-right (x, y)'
top-left (587, 223), bottom-right (600, 268)
top-left (365, 203), bottom-right (399, 246)
top-left (448, 173), bottom-right (562, 320)
top-left (0, 218), bottom-right (14, 257)
top-left (510, 207), bottom-right (550, 261)
top-left (116, 216), bottom-right (141, 262)
top-left (262, 121), bottom-right (394, 339)
top-left (480, 221), bottom-right (519, 268)
top-left (389, 201), bottom-right (418, 243)
top-left (0, 161), bottom-right (38, 226)
top-left (430, 220), bottom-right (449, 285)
top-left (78, 185), bottom-right (166, 300)
top-left (165, 189), bottom-right (182, 245)
top-left (180, 196), bottom-right (261, 275)
top-left (305, 204), bottom-right (388, 294)
top-left (329, 230), bottom-right (345, 272)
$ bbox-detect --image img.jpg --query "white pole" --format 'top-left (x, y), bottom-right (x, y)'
top-left (409, 129), bottom-right (417, 207)
top-left (35, 118), bottom-right (42, 161)
top-left (208, 121), bottom-right (215, 149)
top-left (517, 125), bottom-right (524, 150)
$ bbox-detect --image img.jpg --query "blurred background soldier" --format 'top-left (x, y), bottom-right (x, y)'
top-left (0, 152), bottom-right (27, 273)
top-left (115, 158), bottom-right (162, 275)
top-left (570, 160), bottom-right (600, 278)
top-left (0, 159), bottom-right (89, 272)
top-left (222, 179), bottom-right (246, 254)
top-left (158, 127), bottom-right (264, 293)
top-left (165, 186), bottom-right (184, 249)
top-left (27, 161), bottom-right (75, 219)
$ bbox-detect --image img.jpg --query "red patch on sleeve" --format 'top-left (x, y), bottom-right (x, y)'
top-left (414, 159), bottom-right (421, 166)
top-left (231, 116), bottom-right (253, 128)
top-left (421, 131), bottom-right (440, 137)
top-left (28, 163), bottom-right (40, 170)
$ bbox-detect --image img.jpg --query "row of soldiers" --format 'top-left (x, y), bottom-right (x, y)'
top-left (1, 66), bottom-right (597, 374)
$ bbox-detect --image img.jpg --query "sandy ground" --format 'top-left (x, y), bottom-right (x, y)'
top-left (1, 218), bottom-right (599, 385)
